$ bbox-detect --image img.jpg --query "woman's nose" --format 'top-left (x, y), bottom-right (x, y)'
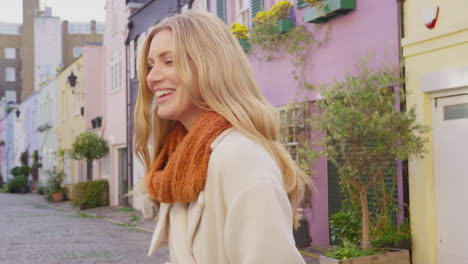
top-left (147, 65), bottom-right (164, 83)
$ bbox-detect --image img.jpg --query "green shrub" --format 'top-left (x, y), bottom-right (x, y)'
top-left (326, 240), bottom-right (379, 260)
top-left (11, 165), bottom-right (30, 177)
top-left (72, 180), bottom-right (109, 209)
top-left (8, 175), bottom-right (28, 193)
top-left (330, 210), bottom-right (361, 245)
top-left (371, 218), bottom-right (411, 249)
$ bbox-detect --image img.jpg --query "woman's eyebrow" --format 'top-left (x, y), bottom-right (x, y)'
top-left (147, 51), bottom-right (172, 65)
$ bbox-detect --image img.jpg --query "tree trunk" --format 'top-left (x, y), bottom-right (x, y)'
top-left (360, 189), bottom-right (370, 250)
top-left (87, 160), bottom-right (93, 181)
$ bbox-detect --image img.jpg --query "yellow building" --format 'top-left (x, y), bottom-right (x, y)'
top-left (402, 2), bottom-right (468, 264)
top-left (56, 56), bottom-right (85, 195)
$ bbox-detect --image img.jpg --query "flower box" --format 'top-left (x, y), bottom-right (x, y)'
top-left (276, 19), bottom-right (293, 33)
top-left (304, 0), bottom-right (355, 24)
top-left (319, 248), bottom-right (410, 264)
top-left (238, 38), bottom-right (251, 52)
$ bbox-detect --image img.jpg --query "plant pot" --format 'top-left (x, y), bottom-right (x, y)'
top-left (293, 218), bottom-right (311, 248)
top-left (96, 116), bottom-right (102, 127)
top-left (52, 192), bottom-right (64, 203)
top-left (238, 38), bottom-right (251, 52)
top-left (276, 19), bottom-right (293, 33)
top-left (319, 248), bottom-right (410, 264)
top-left (304, 0), bottom-right (355, 24)
top-left (91, 119), bottom-right (97, 129)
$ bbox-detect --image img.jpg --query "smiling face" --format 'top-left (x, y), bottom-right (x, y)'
top-left (146, 29), bottom-right (202, 130)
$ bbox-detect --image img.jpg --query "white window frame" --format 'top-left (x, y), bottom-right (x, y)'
top-left (277, 104), bottom-right (308, 162)
top-left (4, 48), bottom-right (15, 59)
top-left (236, 0), bottom-right (250, 26)
top-left (5, 90), bottom-right (16, 103)
top-left (73, 47), bottom-right (83, 58)
top-left (5, 67), bottom-right (15, 82)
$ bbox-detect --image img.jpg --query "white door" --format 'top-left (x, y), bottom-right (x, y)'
top-left (433, 94), bottom-right (468, 264)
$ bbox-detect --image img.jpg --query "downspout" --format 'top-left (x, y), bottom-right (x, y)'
top-left (396, 0), bottom-right (407, 225)
top-left (125, 29), bottom-right (133, 193)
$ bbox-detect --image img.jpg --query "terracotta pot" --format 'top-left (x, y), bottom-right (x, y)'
top-left (52, 192), bottom-right (64, 203)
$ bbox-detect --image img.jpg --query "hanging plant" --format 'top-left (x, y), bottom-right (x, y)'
top-left (230, 22), bottom-right (251, 52)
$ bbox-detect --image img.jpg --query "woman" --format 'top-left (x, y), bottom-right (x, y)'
top-left (134, 10), bottom-right (311, 264)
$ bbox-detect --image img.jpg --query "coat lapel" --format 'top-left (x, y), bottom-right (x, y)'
top-left (148, 203), bottom-right (172, 256)
top-left (187, 190), bottom-right (205, 253)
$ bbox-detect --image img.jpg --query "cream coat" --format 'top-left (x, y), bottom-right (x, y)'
top-left (147, 128), bottom-right (306, 264)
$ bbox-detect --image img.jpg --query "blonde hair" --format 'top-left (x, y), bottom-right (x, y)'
top-left (134, 10), bottom-right (311, 227)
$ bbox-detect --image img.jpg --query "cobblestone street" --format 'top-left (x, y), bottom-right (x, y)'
top-left (0, 193), bottom-right (169, 264)
top-left (0, 193), bottom-right (321, 264)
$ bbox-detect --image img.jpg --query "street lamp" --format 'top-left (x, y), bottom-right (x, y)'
top-left (67, 71), bottom-right (83, 95)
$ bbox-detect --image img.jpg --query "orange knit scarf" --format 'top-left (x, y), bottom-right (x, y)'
top-left (145, 111), bottom-right (232, 204)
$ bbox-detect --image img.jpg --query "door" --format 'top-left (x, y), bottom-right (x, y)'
top-left (118, 148), bottom-right (129, 206)
top-left (433, 94), bottom-right (468, 264)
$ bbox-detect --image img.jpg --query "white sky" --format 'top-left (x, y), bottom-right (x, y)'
top-left (0, 0), bottom-right (106, 23)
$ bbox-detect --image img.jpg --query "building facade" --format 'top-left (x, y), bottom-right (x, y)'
top-left (0, 23), bottom-right (22, 104)
top-left (56, 57), bottom-right (85, 191)
top-left (38, 78), bottom-right (58, 182)
top-left (402, 2), bottom-right (468, 264)
top-left (210, 0), bottom-right (401, 245)
top-left (126, 0), bottom-right (179, 208)
top-left (83, 44), bottom-right (106, 181)
top-left (62, 20), bottom-right (103, 68)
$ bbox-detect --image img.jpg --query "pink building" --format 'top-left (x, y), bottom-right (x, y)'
top-left (103, 0), bottom-right (132, 206)
top-left (210, 0), bottom-right (400, 245)
top-left (83, 44), bottom-right (106, 181)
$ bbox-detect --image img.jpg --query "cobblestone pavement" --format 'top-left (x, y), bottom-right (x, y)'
top-left (1, 193), bottom-right (324, 264)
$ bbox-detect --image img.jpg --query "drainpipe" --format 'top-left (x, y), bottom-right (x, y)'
top-left (396, 0), bottom-right (407, 225)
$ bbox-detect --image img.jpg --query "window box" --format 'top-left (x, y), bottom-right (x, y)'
top-left (304, 0), bottom-right (355, 24)
top-left (238, 38), bottom-right (251, 52)
top-left (276, 19), bottom-right (293, 33)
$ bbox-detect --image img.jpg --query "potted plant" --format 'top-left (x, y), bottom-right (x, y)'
top-left (230, 22), bottom-right (251, 52)
top-left (304, 0), bottom-right (355, 24)
top-left (44, 167), bottom-right (66, 202)
top-left (71, 132), bottom-right (109, 181)
top-left (313, 59), bottom-right (428, 263)
top-left (96, 116), bottom-right (102, 127)
top-left (91, 119), bottom-right (97, 129)
top-left (269, 0), bottom-right (294, 33)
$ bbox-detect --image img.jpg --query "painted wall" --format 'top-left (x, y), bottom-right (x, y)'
top-left (38, 78), bottom-right (58, 182)
top-left (0, 115), bottom-right (6, 181)
top-left (13, 103), bottom-right (24, 171)
top-left (34, 15), bottom-right (62, 92)
top-left (22, 93), bottom-right (39, 157)
top-left (6, 111), bottom-right (15, 181)
top-left (103, 0), bottom-right (129, 206)
top-left (402, 2), bottom-right (468, 264)
top-left (56, 57), bottom-right (85, 187)
top-left (83, 44), bottom-right (106, 180)
top-left (210, 0), bottom-right (400, 245)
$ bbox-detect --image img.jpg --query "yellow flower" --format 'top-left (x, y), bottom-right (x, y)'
top-left (230, 22), bottom-right (249, 39)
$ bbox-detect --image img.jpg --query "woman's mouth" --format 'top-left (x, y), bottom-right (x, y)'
top-left (155, 89), bottom-right (175, 103)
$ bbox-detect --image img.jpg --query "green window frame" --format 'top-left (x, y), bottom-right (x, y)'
top-left (251, 0), bottom-right (264, 21)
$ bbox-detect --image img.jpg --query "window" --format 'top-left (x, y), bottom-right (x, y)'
top-left (6, 90), bottom-right (16, 103)
top-left (237, 0), bottom-right (250, 25)
top-left (110, 50), bottom-right (122, 92)
top-left (96, 22), bottom-right (104, 33)
top-left (444, 103), bottom-right (468, 120)
top-left (68, 23), bottom-right (91, 34)
top-left (0, 23), bottom-right (21, 35)
top-left (5, 67), bottom-right (15, 82)
top-left (4, 48), bottom-right (15, 59)
top-left (251, 0), bottom-right (264, 21)
top-left (73, 47), bottom-right (83, 58)
top-left (278, 103), bottom-right (312, 207)
top-left (278, 103), bottom-right (309, 163)
top-left (216, 0), bottom-right (227, 22)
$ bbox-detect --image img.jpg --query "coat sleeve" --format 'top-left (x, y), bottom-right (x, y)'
top-left (224, 181), bottom-right (306, 264)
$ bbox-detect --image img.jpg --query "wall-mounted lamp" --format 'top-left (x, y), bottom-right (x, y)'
top-left (15, 109), bottom-right (21, 118)
top-left (67, 71), bottom-right (83, 94)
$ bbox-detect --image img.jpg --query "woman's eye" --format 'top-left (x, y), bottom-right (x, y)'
top-left (165, 59), bottom-right (173, 65)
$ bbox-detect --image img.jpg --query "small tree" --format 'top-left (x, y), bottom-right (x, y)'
top-left (70, 132), bottom-right (109, 181)
top-left (313, 58), bottom-right (428, 250)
